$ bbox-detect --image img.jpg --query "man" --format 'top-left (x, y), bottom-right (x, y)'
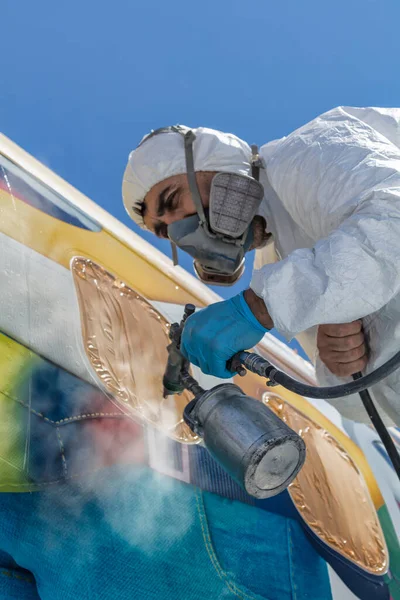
top-left (123, 107), bottom-right (400, 427)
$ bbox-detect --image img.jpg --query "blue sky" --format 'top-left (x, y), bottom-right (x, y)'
top-left (2, 0), bottom-right (400, 354)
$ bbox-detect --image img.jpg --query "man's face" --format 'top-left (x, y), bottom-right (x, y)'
top-left (143, 172), bottom-right (215, 238)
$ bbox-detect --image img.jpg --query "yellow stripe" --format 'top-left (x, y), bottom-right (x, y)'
top-left (0, 190), bottom-right (206, 306)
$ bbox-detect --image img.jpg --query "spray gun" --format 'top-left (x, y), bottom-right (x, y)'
top-left (163, 304), bottom-right (198, 397)
top-left (163, 304), bottom-right (306, 499)
top-left (164, 304), bottom-right (400, 489)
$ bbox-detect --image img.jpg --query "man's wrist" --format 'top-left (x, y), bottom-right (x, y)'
top-left (243, 289), bottom-right (274, 330)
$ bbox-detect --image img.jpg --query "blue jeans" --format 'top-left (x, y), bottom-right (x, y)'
top-left (0, 466), bottom-right (331, 599)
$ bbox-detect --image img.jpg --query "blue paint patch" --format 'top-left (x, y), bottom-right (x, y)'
top-left (0, 155), bottom-right (101, 231)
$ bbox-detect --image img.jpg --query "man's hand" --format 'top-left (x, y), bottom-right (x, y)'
top-left (180, 291), bottom-right (268, 379)
top-left (317, 321), bottom-right (368, 377)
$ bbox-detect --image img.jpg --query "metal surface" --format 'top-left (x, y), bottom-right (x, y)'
top-left (265, 394), bottom-right (389, 575)
top-left (71, 256), bottom-right (199, 444)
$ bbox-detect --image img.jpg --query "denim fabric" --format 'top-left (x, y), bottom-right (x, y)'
top-left (0, 549), bottom-right (40, 599)
top-left (0, 466), bottom-right (332, 600)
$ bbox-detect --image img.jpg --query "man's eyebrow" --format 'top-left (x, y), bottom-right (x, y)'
top-left (157, 185), bottom-right (172, 217)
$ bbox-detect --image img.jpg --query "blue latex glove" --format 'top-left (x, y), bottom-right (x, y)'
top-left (180, 291), bottom-right (268, 379)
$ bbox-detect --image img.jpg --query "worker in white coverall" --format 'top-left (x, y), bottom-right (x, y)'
top-left (122, 107), bottom-right (400, 428)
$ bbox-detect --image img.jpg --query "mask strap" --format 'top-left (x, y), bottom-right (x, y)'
top-left (183, 130), bottom-right (208, 227)
top-left (171, 241), bottom-right (179, 266)
top-left (138, 124), bottom-right (189, 147)
top-left (251, 144), bottom-right (263, 181)
top-left (138, 125), bottom-right (193, 267)
top-left (175, 127), bottom-right (207, 264)
top-left (170, 129), bottom-right (210, 266)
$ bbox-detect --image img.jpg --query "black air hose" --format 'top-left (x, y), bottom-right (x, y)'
top-left (352, 372), bottom-right (400, 479)
top-left (236, 350), bottom-right (400, 399)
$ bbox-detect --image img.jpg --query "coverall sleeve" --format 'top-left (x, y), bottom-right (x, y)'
top-left (251, 107), bottom-right (400, 340)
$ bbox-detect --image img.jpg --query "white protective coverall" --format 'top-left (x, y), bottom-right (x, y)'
top-left (251, 106), bottom-right (400, 427)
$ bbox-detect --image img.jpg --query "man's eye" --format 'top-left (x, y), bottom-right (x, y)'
top-left (165, 189), bottom-right (179, 212)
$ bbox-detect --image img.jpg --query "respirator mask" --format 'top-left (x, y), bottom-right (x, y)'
top-left (139, 125), bottom-right (264, 286)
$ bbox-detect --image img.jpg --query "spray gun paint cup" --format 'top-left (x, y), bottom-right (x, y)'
top-left (186, 383), bottom-right (306, 499)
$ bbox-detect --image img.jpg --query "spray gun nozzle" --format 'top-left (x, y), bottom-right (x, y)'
top-left (162, 304), bottom-right (197, 397)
